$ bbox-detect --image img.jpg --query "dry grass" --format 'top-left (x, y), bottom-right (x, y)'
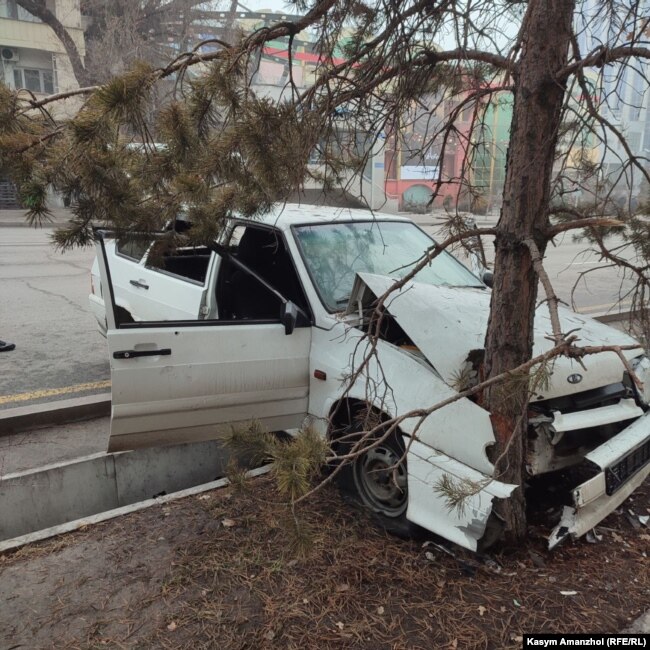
top-left (1, 477), bottom-right (648, 649)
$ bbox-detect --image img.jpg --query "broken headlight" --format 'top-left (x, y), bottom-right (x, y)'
top-left (628, 354), bottom-right (650, 406)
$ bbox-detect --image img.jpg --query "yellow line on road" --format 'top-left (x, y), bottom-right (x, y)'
top-left (0, 380), bottom-right (111, 405)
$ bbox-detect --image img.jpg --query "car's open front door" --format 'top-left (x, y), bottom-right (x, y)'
top-left (95, 236), bottom-right (312, 452)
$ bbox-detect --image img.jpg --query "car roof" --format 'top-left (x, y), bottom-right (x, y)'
top-left (239, 204), bottom-right (413, 231)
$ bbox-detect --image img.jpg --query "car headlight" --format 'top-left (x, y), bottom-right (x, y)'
top-left (630, 354), bottom-right (650, 406)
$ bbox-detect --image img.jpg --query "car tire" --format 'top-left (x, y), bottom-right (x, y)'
top-left (334, 422), bottom-right (420, 538)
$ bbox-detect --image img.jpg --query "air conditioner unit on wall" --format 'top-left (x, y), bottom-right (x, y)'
top-left (1, 48), bottom-right (19, 63)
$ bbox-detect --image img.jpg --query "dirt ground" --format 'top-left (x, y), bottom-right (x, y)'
top-left (1, 476), bottom-right (648, 650)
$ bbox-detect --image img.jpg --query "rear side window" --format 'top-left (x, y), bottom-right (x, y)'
top-left (116, 238), bottom-right (150, 262)
top-left (146, 245), bottom-right (212, 284)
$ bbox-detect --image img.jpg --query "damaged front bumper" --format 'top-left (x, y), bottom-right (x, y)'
top-left (549, 409), bottom-right (650, 548)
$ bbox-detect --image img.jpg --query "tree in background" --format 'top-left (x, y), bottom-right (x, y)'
top-left (15, 0), bottom-right (223, 85)
top-left (2, 0), bottom-right (650, 543)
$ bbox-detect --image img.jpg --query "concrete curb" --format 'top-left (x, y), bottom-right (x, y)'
top-left (0, 437), bottom-right (239, 541)
top-left (0, 393), bottom-right (111, 436)
top-left (0, 209), bottom-right (72, 228)
top-left (0, 463), bottom-right (272, 553)
top-left (0, 220), bottom-right (60, 228)
top-left (0, 454), bottom-right (271, 553)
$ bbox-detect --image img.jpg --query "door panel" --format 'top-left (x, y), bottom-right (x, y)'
top-left (126, 266), bottom-right (207, 321)
top-left (107, 324), bottom-right (311, 451)
top-left (107, 240), bottom-right (149, 319)
top-left (126, 249), bottom-right (216, 321)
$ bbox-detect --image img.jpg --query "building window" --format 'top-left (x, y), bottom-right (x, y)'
top-left (0, 0), bottom-right (42, 21)
top-left (13, 68), bottom-right (55, 94)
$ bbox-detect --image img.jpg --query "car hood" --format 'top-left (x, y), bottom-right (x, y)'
top-left (346, 273), bottom-right (642, 401)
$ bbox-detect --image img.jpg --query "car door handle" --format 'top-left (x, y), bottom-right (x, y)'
top-left (113, 348), bottom-right (171, 359)
top-left (130, 279), bottom-right (149, 290)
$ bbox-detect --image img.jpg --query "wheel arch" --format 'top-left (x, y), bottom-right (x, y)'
top-left (327, 397), bottom-right (402, 442)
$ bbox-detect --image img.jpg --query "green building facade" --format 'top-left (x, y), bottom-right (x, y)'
top-left (470, 93), bottom-right (513, 210)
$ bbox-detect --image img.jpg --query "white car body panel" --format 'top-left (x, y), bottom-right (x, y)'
top-left (91, 205), bottom-right (650, 551)
top-left (549, 399), bottom-right (643, 432)
top-left (107, 323), bottom-right (311, 451)
top-left (349, 272), bottom-right (640, 400)
top-left (88, 291), bottom-right (107, 336)
top-left (306, 330), bottom-right (514, 548)
top-left (90, 240), bottom-right (214, 325)
top-left (308, 329), bottom-right (497, 475)
top-left (406, 438), bottom-right (515, 550)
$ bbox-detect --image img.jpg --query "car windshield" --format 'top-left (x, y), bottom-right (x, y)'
top-left (293, 221), bottom-right (484, 311)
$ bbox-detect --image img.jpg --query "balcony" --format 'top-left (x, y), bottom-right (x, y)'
top-left (0, 17), bottom-right (84, 55)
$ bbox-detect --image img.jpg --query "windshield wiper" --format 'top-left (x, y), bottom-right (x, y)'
top-left (335, 295), bottom-right (351, 306)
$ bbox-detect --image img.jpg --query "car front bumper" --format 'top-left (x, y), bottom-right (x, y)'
top-left (549, 408), bottom-right (650, 548)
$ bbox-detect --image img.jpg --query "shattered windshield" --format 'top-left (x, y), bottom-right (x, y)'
top-left (293, 221), bottom-right (484, 311)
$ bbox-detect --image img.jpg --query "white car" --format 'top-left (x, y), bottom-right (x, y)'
top-left (91, 205), bottom-right (650, 550)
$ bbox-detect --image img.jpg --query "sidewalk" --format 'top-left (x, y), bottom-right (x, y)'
top-left (0, 208), bottom-right (73, 228)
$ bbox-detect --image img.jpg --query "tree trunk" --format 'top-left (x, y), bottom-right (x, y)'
top-left (483, 0), bottom-right (576, 540)
top-left (16, 0), bottom-right (91, 87)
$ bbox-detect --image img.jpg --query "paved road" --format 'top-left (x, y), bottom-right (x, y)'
top-left (0, 211), bottom-right (640, 411)
top-left (414, 214), bottom-right (638, 316)
top-left (0, 226), bottom-right (109, 410)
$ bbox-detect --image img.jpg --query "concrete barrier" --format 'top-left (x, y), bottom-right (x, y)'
top-left (0, 394), bottom-right (111, 436)
top-left (0, 439), bottom-right (232, 541)
top-left (0, 465), bottom-right (271, 553)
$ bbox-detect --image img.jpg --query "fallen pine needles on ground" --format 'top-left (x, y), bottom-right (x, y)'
top-left (1, 476), bottom-right (648, 649)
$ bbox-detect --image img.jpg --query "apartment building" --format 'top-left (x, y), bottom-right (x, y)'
top-left (0, 0), bottom-right (84, 99)
top-left (0, 0), bottom-right (84, 207)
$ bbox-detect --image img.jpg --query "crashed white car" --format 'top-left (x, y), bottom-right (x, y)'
top-left (92, 205), bottom-right (650, 550)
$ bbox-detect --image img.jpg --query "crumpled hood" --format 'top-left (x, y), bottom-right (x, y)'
top-left (347, 273), bottom-right (642, 401)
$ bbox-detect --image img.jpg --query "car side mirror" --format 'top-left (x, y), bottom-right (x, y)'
top-left (281, 301), bottom-right (298, 335)
top-left (482, 270), bottom-right (494, 288)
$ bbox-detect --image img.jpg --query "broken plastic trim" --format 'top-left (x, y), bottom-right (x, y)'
top-left (548, 410), bottom-right (650, 549)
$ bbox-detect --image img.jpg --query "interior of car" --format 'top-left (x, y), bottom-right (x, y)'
top-left (216, 226), bottom-right (310, 323)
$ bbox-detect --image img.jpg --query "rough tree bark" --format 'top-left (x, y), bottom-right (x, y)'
top-left (483, 0), bottom-right (576, 540)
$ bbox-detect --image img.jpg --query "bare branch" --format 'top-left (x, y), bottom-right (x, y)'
top-left (523, 238), bottom-right (563, 344)
top-left (558, 45), bottom-right (650, 80)
top-left (547, 216), bottom-right (625, 237)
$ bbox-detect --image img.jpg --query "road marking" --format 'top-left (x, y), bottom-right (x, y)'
top-left (0, 380), bottom-right (111, 405)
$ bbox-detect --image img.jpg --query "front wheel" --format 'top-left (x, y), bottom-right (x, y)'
top-left (352, 436), bottom-right (408, 519)
top-left (335, 426), bottom-right (417, 537)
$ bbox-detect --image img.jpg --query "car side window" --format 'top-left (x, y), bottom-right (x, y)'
top-left (146, 244), bottom-right (213, 285)
top-left (116, 238), bottom-right (150, 262)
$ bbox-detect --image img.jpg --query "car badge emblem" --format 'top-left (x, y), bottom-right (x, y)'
top-left (567, 373), bottom-right (583, 384)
